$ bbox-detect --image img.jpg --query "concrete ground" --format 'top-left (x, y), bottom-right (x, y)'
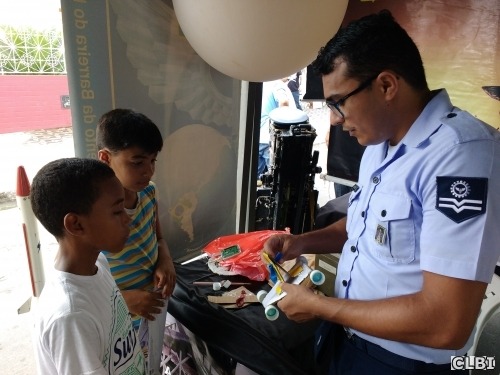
top-left (0, 105), bottom-right (335, 374)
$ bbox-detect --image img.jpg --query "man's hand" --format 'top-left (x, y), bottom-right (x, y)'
top-left (263, 233), bottom-right (302, 262)
top-left (277, 282), bottom-right (319, 323)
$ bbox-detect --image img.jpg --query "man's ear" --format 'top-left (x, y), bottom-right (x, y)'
top-left (63, 213), bottom-right (85, 236)
top-left (98, 149), bottom-right (111, 165)
top-left (377, 71), bottom-right (399, 101)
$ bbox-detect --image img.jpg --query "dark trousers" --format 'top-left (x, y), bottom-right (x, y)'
top-left (315, 322), bottom-right (468, 375)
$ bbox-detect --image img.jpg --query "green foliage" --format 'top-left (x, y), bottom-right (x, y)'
top-left (0, 25), bottom-right (65, 74)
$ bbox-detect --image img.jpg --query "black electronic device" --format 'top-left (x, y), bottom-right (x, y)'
top-left (256, 107), bottom-right (321, 234)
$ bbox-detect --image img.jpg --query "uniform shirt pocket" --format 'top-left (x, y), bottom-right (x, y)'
top-left (370, 193), bottom-right (415, 264)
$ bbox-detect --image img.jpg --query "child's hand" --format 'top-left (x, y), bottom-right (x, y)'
top-left (154, 255), bottom-right (176, 298)
top-left (121, 289), bottom-right (165, 321)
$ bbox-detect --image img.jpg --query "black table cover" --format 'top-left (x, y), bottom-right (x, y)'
top-left (167, 257), bottom-right (321, 375)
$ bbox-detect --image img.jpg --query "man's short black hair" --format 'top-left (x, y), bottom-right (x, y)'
top-left (31, 158), bottom-right (116, 238)
top-left (312, 9), bottom-right (428, 91)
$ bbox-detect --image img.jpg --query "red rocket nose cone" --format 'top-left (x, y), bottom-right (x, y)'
top-left (16, 166), bottom-right (31, 197)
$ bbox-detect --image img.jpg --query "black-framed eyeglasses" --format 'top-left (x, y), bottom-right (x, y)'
top-left (325, 74), bottom-right (379, 119)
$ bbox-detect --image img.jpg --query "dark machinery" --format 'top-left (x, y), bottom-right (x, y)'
top-left (255, 107), bottom-right (321, 234)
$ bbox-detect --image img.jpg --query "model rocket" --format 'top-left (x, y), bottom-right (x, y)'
top-left (16, 165), bottom-right (45, 298)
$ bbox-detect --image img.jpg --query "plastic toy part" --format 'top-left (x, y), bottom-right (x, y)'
top-left (265, 305), bottom-right (279, 321)
top-left (257, 290), bottom-right (268, 303)
top-left (258, 290), bottom-right (280, 320)
top-left (309, 270), bottom-right (325, 286)
top-left (267, 264), bottom-right (278, 284)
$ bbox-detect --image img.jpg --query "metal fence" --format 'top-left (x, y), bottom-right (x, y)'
top-left (0, 25), bottom-right (65, 75)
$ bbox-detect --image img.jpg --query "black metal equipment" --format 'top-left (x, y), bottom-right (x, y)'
top-left (255, 107), bottom-right (321, 234)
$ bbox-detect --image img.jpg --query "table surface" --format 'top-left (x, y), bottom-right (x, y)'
top-left (168, 257), bottom-right (321, 375)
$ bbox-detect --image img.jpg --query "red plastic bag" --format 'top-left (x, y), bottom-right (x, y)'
top-left (203, 229), bottom-right (289, 281)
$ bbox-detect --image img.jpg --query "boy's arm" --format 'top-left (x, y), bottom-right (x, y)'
top-left (121, 289), bottom-right (165, 320)
top-left (154, 207), bottom-right (176, 298)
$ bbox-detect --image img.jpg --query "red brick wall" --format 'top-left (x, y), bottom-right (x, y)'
top-left (0, 75), bottom-right (72, 134)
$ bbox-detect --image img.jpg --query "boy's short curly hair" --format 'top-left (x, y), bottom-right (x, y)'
top-left (31, 158), bottom-right (116, 238)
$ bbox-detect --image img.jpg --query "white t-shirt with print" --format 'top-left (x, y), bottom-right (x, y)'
top-left (35, 253), bottom-right (146, 374)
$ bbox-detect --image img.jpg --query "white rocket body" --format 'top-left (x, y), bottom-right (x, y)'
top-left (16, 166), bottom-right (45, 297)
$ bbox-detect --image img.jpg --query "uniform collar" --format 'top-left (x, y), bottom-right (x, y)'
top-left (400, 89), bottom-right (454, 148)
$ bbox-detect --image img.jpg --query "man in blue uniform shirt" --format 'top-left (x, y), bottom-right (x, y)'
top-left (264, 10), bottom-right (500, 375)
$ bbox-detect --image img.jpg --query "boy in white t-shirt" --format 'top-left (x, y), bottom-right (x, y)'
top-left (31, 158), bottom-right (146, 374)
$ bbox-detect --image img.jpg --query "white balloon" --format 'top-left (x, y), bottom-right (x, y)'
top-left (172, 0), bottom-right (349, 82)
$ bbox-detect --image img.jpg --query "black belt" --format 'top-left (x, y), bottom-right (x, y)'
top-left (343, 328), bottom-right (451, 373)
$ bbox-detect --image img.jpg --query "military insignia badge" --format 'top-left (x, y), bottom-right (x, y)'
top-left (436, 177), bottom-right (488, 223)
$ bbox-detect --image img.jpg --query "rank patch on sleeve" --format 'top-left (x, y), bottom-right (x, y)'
top-left (436, 177), bottom-right (487, 223)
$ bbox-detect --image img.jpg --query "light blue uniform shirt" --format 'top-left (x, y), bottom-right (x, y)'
top-left (334, 89), bottom-right (500, 364)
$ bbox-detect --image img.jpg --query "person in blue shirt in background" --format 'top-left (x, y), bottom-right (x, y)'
top-left (264, 10), bottom-right (500, 375)
top-left (258, 78), bottom-right (295, 178)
